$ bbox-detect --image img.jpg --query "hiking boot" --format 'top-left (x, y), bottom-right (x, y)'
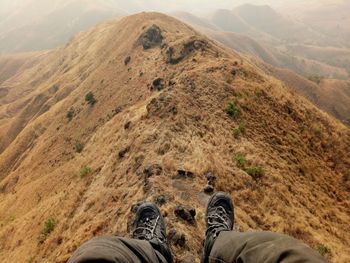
top-left (132, 202), bottom-right (173, 262)
top-left (132, 202), bottom-right (167, 242)
top-left (202, 192), bottom-right (234, 263)
top-left (205, 192), bottom-right (234, 238)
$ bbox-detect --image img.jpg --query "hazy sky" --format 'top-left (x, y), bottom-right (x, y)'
top-left (0, 0), bottom-right (346, 18)
top-left (111, 0), bottom-right (346, 14)
top-left (112, 0), bottom-right (283, 13)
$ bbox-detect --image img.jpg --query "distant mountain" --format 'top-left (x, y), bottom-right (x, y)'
top-left (174, 4), bottom-right (350, 80)
top-left (299, 1), bottom-right (350, 48)
top-left (211, 9), bottom-right (251, 33)
top-left (174, 11), bottom-right (349, 79)
top-left (0, 0), bottom-right (126, 53)
top-left (233, 4), bottom-right (327, 45)
top-left (210, 4), bottom-right (339, 47)
top-left (171, 11), bottom-right (219, 31)
top-left (207, 4), bottom-right (350, 78)
top-left (0, 51), bottom-right (48, 85)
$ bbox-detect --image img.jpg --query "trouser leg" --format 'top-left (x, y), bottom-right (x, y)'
top-left (68, 236), bottom-right (170, 263)
top-left (203, 231), bottom-right (327, 263)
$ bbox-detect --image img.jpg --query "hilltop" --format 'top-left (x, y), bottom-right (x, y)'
top-left (0, 13), bottom-right (349, 263)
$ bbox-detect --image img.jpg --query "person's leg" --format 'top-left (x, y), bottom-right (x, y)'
top-left (209, 231), bottom-right (327, 263)
top-left (201, 192), bottom-right (235, 263)
top-left (68, 236), bottom-right (168, 263)
top-left (68, 202), bottom-right (173, 263)
top-left (201, 192), bottom-right (327, 263)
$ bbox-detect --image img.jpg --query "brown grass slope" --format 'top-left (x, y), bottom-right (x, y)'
top-left (257, 62), bottom-right (350, 126)
top-left (0, 51), bottom-right (48, 85)
top-left (0, 13), bottom-right (349, 263)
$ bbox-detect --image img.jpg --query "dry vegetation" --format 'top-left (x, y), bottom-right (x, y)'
top-left (258, 61), bottom-right (350, 126)
top-left (0, 52), bottom-right (48, 85)
top-left (0, 13), bottom-right (349, 263)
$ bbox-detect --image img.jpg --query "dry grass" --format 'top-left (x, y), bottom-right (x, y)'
top-left (0, 12), bottom-right (349, 263)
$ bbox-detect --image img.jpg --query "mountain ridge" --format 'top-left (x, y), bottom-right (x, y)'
top-left (0, 12), bottom-right (349, 263)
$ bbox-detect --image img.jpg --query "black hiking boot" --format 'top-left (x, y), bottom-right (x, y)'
top-left (132, 202), bottom-right (173, 262)
top-left (201, 192), bottom-right (234, 263)
top-left (205, 192), bottom-right (234, 237)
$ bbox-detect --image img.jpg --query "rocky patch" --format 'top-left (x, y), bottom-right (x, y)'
top-left (174, 170), bottom-right (194, 179)
top-left (154, 195), bottom-right (167, 206)
top-left (205, 172), bottom-right (216, 186)
top-left (138, 25), bottom-right (163, 49)
top-left (203, 185), bottom-right (214, 194)
top-left (146, 96), bottom-right (178, 118)
top-left (168, 228), bottom-right (186, 248)
top-left (143, 164), bottom-right (163, 177)
top-left (174, 205), bottom-right (196, 224)
top-left (124, 121), bottom-right (131, 130)
top-left (166, 38), bottom-right (208, 64)
top-left (118, 146), bottom-right (130, 158)
top-left (124, 56), bottom-right (131, 65)
top-left (150, 78), bottom-right (166, 91)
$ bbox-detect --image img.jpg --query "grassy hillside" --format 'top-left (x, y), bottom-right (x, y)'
top-left (0, 13), bottom-right (349, 263)
top-left (257, 61), bottom-right (350, 126)
top-left (0, 52), bottom-right (48, 85)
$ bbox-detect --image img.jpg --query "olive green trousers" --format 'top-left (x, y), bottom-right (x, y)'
top-left (68, 231), bottom-right (326, 263)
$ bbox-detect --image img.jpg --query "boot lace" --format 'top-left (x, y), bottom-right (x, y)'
top-left (133, 216), bottom-right (165, 243)
top-left (206, 206), bottom-right (230, 237)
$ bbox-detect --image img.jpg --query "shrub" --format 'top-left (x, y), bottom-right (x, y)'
top-left (245, 166), bottom-right (264, 180)
top-left (225, 102), bottom-right (240, 118)
top-left (75, 142), bottom-right (84, 153)
top-left (85, 92), bottom-right (97, 106)
top-left (307, 75), bottom-right (323, 85)
top-left (317, 244), bottom-right (331, 257)
top-left (66, 109), bottom-right (74, 121)
top-left (39, 218), bottom-right (55, 242)
top-left (234, 153), bottom-right (246, 168)
top-left (80, 166), bottom-right (92, 178)
top-left (234, 153), bottom-right (264, 180)
top-left (255, 90), bottom-right (264, 98)
top-left (225, 74), bottom-right (233, 84)
top-left (314, 127), bottom-right (323, 138)
top-left (233, 123), bottom-right (246, 138)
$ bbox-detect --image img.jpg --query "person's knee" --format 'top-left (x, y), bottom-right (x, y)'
top-left (209, 231), bottom-right (326, 263)
top-left (68, 236), bottom-right (129, 263)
